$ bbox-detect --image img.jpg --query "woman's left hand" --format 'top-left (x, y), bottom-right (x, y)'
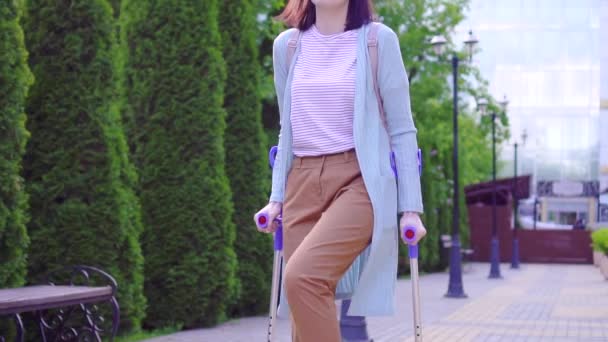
top-left (400, 212), bottom-right (427, 245)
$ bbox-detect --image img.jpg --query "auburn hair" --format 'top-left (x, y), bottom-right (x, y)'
top-left (277, 0), bottom-right (375, 32)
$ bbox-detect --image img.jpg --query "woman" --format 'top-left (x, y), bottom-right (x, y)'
top-left (254, 0), bottom-right (426, 341)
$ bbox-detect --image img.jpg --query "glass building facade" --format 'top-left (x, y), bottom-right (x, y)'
top-left (455, 0), bottom-right (603, 192)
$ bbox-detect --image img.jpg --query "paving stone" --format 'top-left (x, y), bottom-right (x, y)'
top-left (143, 263), bottom-right (608, 342)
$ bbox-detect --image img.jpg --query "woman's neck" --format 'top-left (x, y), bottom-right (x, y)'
top-left (314, 3), bottom-right (348, 35)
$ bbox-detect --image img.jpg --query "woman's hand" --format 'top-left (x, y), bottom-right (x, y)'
top-left (254, 201), bottom-right (283, 234)
top-left (400, 212), bottom-right (426, 245)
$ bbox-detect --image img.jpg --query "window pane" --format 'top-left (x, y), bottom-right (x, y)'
top-left (537, 0), bottom-right (564, 27)
top-left (565, 31), bottom-right (593, 64)
top-left (563, 0), bottom-right (591, 28)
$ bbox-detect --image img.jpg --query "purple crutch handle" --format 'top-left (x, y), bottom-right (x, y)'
top-left (390, 149), bottom-right (422, 179)
top-left (269, 146), bottom-right (278, 169)
top-left (417, 148), bottom-right (422, 174)
top-left (403, 225), bottom-right (419, 259)
top-left (255, 212), bottom-right (270, 229)
top-left (390, 151), bottom-right (398, 179)
top-left (255, 211), bottom-right (283, 251)
top-left (274, 223), bottom-right (283, 251)
top-left (266, 146), bottom-right (283, 251)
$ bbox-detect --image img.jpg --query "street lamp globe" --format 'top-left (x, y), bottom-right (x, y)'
top-left (477, 97), bottom-right (489, 116)
top-left (464, 30), bottom-right (479, 62)
top-left (430, 35), bottom-right (447, 56)
top-left (498, 94), bottom-right (509, 112)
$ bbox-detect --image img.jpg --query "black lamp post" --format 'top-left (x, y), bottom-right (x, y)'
top-left (533, 197), bottom-right (539, 230)
top-left (477, 95), bottom-right (508, 279)
top-left (511, 129), bottom-right (527, 269)
top-left (431, 30), bottom-right (479, 298)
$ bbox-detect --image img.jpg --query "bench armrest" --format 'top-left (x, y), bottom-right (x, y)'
top-left (45, 265), bottom-right (118, 297)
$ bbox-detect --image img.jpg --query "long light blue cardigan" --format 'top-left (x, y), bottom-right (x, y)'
top-left (270, 22), bottom-right (424, 316)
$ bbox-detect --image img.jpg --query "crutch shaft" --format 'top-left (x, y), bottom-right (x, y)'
top-left (409, 256), bottom-right (422, 342)
top-left (267, 249), bottom-right (283, 342)
top-left (403, 226), bottom-right (423, 342)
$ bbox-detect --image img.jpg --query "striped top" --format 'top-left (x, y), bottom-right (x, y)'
top-left (290, 25), bottom-right (358, 156)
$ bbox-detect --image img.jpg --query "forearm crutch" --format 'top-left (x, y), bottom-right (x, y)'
top-left (254, 146), bottom-right (282, 342)
top-left (403, 226), bottom-right (422, 342)
top-left (392, 149), bottom-right (423, 342)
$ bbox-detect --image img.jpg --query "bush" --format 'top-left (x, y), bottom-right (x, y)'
top-left (22, 0), bottom-right (145, 330)
top-left (219, 0), bottom-right (273, 316)
top-left (0, 0), bottom-right (33, 289)
top-left (121, 0), bottom-right (238, 328)
top-left (591, 228), bottom-right (608, 254)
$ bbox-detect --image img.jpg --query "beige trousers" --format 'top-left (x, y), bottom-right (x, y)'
top-left (283, 149), bottom-right (373, 342)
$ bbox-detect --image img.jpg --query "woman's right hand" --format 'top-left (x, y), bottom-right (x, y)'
top-left (254, 201), bottom-right (282, 234)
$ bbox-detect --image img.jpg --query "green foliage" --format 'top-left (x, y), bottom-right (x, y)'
top-left (591, 229), bottom-right (608, 254)
top-left (255, 0), bottom-right (285, 101)
top-left (22, 0), bottom-right (145, 330)
top-left (375, 0), bottom-right (504, 273)
top-left (109, 0), bottom-right (120, 17)
top-left (219, 0), bottom-right (273, 316)
top-left (255, 0), bottom-right (286, 136)
top-left (0, 0), bottom-right (32, 289)
top-left (121, 0), bottom-right (238, 328)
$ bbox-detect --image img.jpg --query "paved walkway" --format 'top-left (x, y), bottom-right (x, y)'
top-left (144, 263), bottom-right (608, 341)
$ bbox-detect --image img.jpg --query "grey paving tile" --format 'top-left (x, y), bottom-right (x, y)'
top-left (142, 263), bottom-right (608, 342)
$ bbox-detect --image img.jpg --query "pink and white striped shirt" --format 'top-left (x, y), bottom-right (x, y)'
top-left (291, 25), bottom-right (357, 157)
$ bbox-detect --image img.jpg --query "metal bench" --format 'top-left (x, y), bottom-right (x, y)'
top-left (0, 266), bottom-right (119, 342)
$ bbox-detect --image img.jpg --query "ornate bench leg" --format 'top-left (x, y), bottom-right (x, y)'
top-left (81, 303), bottom-right (102, 342)
top-left (44, 265), bottom-right (120, 341)
top-left (110, 297), bottom-right (120, 341)
top-left (36, 310), bottom-right (49, 342)
top-left (14, 314), bottom-right (24, 342)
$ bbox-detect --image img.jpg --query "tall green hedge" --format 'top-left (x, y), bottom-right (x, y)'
top-left (109, 0), bottom-right (120, 17)
top-left (0, 0), bottom-right (32, 289)
top-left (22, 0), bottom-right (145, 330)
top-left (219, 0), bottom-right (273, 316)
top-left (121, 0), bottom-right (238, 328)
